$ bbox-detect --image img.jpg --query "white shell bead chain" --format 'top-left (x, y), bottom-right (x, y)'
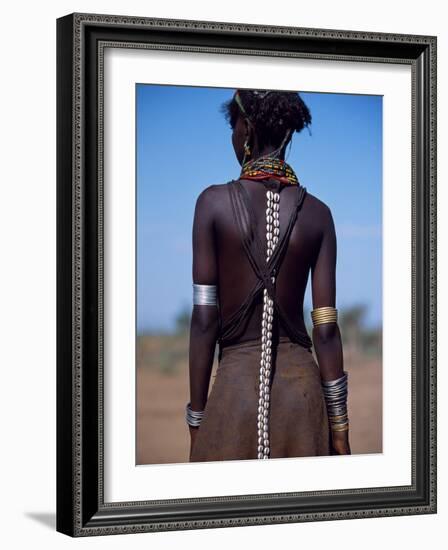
top-left (257, 189), bottom-right (280, 459)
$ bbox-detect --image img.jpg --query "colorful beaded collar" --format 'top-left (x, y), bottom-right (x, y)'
top-left (240, 157), bottom-right (299, 186)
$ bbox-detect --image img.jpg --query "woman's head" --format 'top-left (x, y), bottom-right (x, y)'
top-left (221, 89), bottom-right (311, 165)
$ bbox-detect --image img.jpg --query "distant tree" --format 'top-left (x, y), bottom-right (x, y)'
top-left (360, 327), bottom-right (382, 357)
top-left (174, 306), bottom-right (191, 335)
top-left (338, 304), bottom-right (382, 358)
top-left (339, 304), bottom-right (366, 346)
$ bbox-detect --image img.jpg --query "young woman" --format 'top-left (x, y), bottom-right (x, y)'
top-left (187, 89), bottom-right (350, 461)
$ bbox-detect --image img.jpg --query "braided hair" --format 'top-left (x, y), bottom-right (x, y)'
top-left (221, 89), bottom-right (312, 152)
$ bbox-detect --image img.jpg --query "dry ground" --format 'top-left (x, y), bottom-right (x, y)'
top-left (136, 336), bottom-right (382, 465)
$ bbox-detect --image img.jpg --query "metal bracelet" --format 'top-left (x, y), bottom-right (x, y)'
top-left (185, 402), bottom-right (205, 428)
top-left (311, 306), bottom-right (338, 327)
top-left (193, 284), bottom-right (217, 306)
top-left (321, 372), bottom-right (347, 388)
top-left (322, 372), bottom-right (349, 430)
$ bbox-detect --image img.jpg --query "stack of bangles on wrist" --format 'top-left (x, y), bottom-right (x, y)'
top-left (321, 372), bottom-right (349, 432)
top-left (311, 306), bottom-right (349, 432)
top-left (185, 402), bottom-right (204, 428)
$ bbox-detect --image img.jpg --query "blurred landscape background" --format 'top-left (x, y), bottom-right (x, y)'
top-left (136, 85), bottom-right (382, 465)
top-left (137, 304), bottom-right (382, 464)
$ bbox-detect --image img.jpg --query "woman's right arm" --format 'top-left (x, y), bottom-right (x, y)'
top-left (188, 188), bottom-right (220, 455)
top-left (310, 204), bottom-right (351, 455)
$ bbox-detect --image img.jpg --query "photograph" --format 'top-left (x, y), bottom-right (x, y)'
top-left (56, 12), bottom-right (436, 535)
top-left (136, 84), bottom-right (383, 465)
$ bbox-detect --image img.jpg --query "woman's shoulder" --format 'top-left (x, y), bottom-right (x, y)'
top-left (195, 181), bottom-right (232, 202)
top-left (193, 182), bottom-right (232, 218)
top-left (300, 191), bottom-right (335, 238)
top-left (303, 191), bottom-right (333, 219)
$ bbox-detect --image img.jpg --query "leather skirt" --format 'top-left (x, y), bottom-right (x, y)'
top-left (189, 336), bottom-right (331, 462)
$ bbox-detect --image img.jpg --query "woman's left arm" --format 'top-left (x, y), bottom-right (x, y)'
top-left (311, 204), bottom-right (351, 455)
top-left (188, 187), bottom-right (220, 450)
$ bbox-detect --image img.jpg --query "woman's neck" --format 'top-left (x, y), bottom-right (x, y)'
top-left (250, 145), bottom-right (285, 162)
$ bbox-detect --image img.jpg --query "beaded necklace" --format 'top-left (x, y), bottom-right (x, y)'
top-left (240, 156), bottom-right (299, 187)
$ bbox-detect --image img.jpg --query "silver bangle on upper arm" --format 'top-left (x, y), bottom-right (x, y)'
top-left (193, 283), bottom-right (218, 306)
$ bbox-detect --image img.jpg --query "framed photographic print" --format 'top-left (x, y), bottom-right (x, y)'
top-left (56, 13), bottom-right (437, 537)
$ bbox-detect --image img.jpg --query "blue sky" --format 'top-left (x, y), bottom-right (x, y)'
top-left (136, 85), bottom-right (382, 333)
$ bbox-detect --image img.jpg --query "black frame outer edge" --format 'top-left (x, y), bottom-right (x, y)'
top-left (56, 14), bottom-right (75, 537)
top-left (414, 45), bottom-right (433, 509)
top-left (56, 13), bottom-right (436, 537)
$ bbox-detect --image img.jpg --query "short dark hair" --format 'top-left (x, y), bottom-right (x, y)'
top-left (220, 89), bottom-right (312, 150)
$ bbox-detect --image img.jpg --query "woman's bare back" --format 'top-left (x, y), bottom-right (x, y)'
top-left (192, 178), bottom-right (336, 346)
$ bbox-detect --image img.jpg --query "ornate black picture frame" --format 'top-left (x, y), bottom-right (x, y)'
top-left (56, 12), bottom-right (437, 537)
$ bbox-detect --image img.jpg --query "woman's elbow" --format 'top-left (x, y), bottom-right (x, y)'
top-left (312, 323), bottom-right (340, 346)
top-left (191, 306), bottom-right (219, 336)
